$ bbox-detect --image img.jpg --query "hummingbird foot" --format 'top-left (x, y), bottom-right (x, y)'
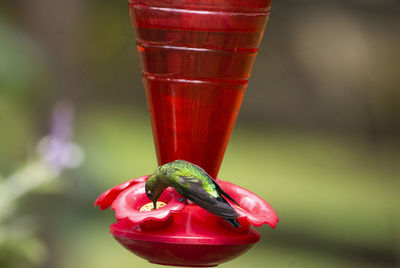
top-left (178, 198), bottom-right (188, 205)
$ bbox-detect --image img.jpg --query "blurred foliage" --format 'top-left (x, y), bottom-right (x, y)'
top-left (0, 0), bottom-right (399, 267)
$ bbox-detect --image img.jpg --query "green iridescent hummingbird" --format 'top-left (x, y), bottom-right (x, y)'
top-left (145, 160), bottom-right (241, 228)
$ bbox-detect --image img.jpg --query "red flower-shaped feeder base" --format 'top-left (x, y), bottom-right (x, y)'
top-left (95, 176), bottom-right (278, 267)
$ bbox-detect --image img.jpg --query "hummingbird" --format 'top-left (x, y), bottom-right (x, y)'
top-left (145, 160), bottom-right (241, 228)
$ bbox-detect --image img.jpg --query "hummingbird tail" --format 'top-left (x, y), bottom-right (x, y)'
top-left (225, 218), bottom-right (241, 228)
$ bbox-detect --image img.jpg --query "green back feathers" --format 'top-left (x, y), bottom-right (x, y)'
top-left (167, 160), bottom-right (219, 198)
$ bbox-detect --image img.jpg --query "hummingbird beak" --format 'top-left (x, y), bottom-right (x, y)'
top-left (153, 200), bottom-right (157, 210)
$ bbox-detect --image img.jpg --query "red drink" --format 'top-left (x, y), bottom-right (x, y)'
top-left (129, 0), bottom-right (271, 178)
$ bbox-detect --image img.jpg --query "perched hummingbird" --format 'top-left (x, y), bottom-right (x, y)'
top-left (145, 160), bottom-right (241, 228)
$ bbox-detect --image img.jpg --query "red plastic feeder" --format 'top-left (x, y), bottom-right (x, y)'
top-left (95, 177), bottom-right (278, 267)
top-left (96, 0), bottom-right (277, 266)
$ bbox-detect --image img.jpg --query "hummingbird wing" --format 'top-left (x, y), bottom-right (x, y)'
top-left (177, 176), bottom-right (239, 220)
top-left (209, 177), bottom-right (240, 207)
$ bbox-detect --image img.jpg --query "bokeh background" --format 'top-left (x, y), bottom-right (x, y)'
top-left (1, 0), bottom-right (399, 267)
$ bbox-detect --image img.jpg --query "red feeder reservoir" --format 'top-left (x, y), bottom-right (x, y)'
top-left (96, 0), bottom-right (278, 266)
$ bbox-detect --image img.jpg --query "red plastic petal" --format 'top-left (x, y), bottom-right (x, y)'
top-left (111, 181), bottom-right (185, 225)
top-left (217, 180), bottom-right (279, 228)
top-left (95, 176), bottom-right (149, 210)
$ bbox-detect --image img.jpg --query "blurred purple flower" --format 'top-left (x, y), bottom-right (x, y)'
top-left (37, 100), bottom-right (84, 173)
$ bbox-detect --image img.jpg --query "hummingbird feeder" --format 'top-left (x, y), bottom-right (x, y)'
top-left (96, 0), bottom-right (278, 266)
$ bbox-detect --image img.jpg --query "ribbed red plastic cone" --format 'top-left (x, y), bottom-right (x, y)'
top-left (130, 0), bottom-right (271, 178)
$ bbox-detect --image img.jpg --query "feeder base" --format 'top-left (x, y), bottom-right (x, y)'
top-left (110, 205), bottom-right (260, 267)
top-left (114, 236), bottom-right (255, 267)
top-left (150, 262), bottom-right (217, 267)
top-left (96, 177), bottom-right (278, 267)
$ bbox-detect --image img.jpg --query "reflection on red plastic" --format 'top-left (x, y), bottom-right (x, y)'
top-left (95, 177), bottom-right (278, 267)
top-left (217, 180), bottom-right (279, 228)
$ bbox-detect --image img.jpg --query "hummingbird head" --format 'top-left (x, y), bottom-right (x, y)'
top-left (145, 173), bottom-right (168, 209)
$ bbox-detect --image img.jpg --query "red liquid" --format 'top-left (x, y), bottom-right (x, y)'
top-left (129, 0), bottom-right (271, 178)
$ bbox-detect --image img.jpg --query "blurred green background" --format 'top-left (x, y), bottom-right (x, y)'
top-left (1, 0), bottom-right (399, 267)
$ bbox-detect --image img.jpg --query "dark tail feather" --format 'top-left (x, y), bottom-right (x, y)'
top-left (225, 218), bottom-right (241, 228)
top-left (220, 190), bottom-right (240, 207)
top-left (210, 178), bottom-right (240, 207)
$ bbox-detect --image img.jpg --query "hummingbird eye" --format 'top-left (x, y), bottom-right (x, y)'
top-left (147, 191), bottom-right (153, 199)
